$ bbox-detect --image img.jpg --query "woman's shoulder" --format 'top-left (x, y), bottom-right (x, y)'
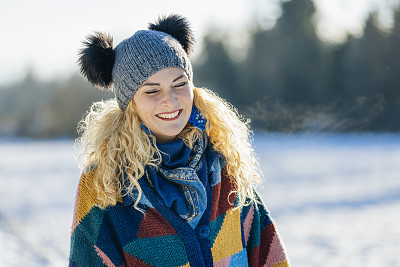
top-left (71, 165), bottom-right (105, 230)
top-left (77, 164), bottom-right (99, 195)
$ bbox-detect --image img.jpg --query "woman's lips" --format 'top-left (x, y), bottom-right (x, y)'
top-left (156, 109), bottom-right (182, 121)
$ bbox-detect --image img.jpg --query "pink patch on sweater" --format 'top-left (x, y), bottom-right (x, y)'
top-left (243, 204), bottom-right (255, 246)
top-left (71, 181), bottom-right (81, 234)
top-left (213, 255), bottom-right (232, 266)
top-left (264, 233), bottom-right (288, 267)
top-left (94, 245), bottom-right (116, 267)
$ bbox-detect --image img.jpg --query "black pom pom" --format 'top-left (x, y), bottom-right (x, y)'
top-left (78, 32), bottom-right (115, 90)
top-left (149, 14), bottom-right (194, 56)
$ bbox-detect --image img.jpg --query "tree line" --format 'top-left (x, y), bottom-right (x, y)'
top-left (1, 0), bottom-right (400, 138)
top-left (194, 0), bottom-right (400, 132)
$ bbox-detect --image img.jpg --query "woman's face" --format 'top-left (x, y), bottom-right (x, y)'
top-left (133, 67), bottom-right (194, 143)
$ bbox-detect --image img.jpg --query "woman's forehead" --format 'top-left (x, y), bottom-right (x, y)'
top-left (145, 68), bottom-right (186, 82)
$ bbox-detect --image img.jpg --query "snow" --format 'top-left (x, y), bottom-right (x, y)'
top-left (0, 139), bottom-right (79, 266)
top-left (1, 133), bottom-right (400, 266)
top-left (255, 133), bottom-right (400, 267)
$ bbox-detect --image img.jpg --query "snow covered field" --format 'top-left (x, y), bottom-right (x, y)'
top-left (1, 133), bottom-right (400, 266)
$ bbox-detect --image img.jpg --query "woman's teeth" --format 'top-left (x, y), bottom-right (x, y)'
top-left (157, 110), bottom-right (180, 119)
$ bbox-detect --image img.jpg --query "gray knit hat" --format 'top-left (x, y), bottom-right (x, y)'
top-left (78, 14), bottom-right (194, 110)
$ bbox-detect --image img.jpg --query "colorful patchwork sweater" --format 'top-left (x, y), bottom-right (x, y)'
top-left (69, 148), bottom-right (290, 266)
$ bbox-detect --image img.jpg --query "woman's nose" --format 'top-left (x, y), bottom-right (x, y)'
top-left (162, 90), bottom-right (177, 106)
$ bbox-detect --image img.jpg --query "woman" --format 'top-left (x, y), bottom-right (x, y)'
top-left (70, 14), bottom-right (290, 267)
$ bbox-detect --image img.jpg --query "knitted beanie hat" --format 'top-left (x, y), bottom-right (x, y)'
top-left (78, 14), bottom-right (194, 111)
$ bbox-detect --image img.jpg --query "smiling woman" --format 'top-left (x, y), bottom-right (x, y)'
top-left (70, 14), bottom-right (290, 266)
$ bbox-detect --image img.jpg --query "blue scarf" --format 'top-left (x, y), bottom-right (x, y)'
top-left (145, 133), bottom-right (208, 229)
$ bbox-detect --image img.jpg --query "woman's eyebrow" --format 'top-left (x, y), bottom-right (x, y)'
top-left (141, 73), bottom-right (185, 87)
top-left (142, 82), bottom-right (160, 87)
top-left (173, 74), bottom-right (185, 82)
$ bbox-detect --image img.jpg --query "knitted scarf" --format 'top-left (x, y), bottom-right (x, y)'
top-left (145, 133), bottom-right (208, 229)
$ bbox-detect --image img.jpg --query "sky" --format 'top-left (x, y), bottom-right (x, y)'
top-left (0, 0), bottom-right (398, 86)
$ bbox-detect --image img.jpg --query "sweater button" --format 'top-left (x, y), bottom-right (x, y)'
top-left (196, 225), bottom-right (210, 239)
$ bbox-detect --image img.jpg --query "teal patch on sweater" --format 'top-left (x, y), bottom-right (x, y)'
top-left (123, 235), bottom-right (189, 266)
top-left (208, 213), bottom-right (226, 247)
top-left (70, 228), bottom-right (106, 266)
top-left (77, 206), bottom-right (106, 244)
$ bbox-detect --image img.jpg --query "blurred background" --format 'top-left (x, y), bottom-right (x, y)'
top-left (1, 0), bottom-right (400, 266)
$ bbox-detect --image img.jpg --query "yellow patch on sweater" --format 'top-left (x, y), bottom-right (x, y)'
top-left (76, 169), bottom-right (100, 223)
top-left (211, 208), bottom-right (243, 262)
top-left (272, 260), bottom-right (291, 267)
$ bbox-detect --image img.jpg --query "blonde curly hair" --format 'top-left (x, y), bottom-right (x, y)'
top-left (76, 87), bottom-right (261, 210)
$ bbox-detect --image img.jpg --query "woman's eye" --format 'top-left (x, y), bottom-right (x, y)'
top-left (175, 82), bottom-right (187, 87)
top-left (145, 90), bottom-right (158, 95)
